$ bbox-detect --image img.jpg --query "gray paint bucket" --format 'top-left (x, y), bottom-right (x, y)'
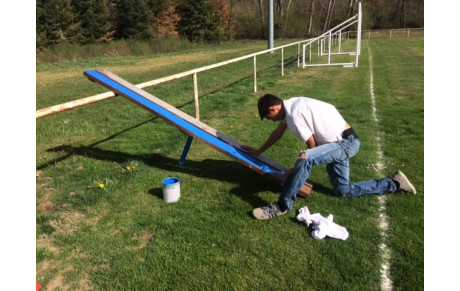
top-left (162, 177), bottom-right (180, 203)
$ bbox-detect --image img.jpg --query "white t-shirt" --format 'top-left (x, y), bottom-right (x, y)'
top-left (282, 97), bottom-right (347, 146)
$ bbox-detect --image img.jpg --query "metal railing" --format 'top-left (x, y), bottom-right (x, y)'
top-left (302, 2), bottom-right (362, 68)
top-left (364, 28), bottom-right (424, 38)
top-left (36, 38), bottom-right (316, 120)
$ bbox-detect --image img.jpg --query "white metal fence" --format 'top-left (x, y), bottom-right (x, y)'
top-left (302, 2), bottom-right (362, 68)
top-left (362, 28), bottom-right (424, 38)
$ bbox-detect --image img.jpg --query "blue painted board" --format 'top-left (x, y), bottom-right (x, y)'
top-left (84, 69), bottom-right (282, 177)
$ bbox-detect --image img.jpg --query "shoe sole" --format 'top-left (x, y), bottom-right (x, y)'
top-left (252, 208), bottom-right (286, 220)
top-left (398, 171), bottom-right (417, 194)
top-left (252, 208), bottom-right (266, 220)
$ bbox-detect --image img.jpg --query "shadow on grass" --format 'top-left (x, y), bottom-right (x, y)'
top-left (43, 143), bottom-right (334, 208)
top-left (44, 144), bottom-right (272, 206)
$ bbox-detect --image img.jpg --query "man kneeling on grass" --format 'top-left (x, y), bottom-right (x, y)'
top-left (241, 94), bottom-right (416, 220)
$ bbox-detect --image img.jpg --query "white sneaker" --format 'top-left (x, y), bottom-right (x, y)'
top-left (253, 202), bottom-right (287, 220)
top-left (392, 170), bottom-right (416, 194)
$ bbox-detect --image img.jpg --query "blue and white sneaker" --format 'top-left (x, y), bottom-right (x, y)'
top-left (253, 202), bottom-right (287, 220)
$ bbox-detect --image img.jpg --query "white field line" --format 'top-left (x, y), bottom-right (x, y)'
top-left (366, 42), bottom-right (393, 291)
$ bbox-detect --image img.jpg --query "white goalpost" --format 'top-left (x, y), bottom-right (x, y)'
top-left (302, 2), bottom-right (362, 68)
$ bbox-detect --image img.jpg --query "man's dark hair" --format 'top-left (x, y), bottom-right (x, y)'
top-left (258, 94), bottom-right (283, 120)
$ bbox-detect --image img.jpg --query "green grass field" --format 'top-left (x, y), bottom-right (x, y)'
top-left (36, 37), bottom-right (423, 290)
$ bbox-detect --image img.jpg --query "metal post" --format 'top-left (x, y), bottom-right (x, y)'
top-left (179, 136), bottom-right (194, 165)
top-left (253, 56), bottom-right (257, 92)
top-left (297, 43), bottom-right (300, 67)
top-left (355, 2), bottom-right (362, 67)
top-left (338, 30), bottom-right (342, 53)
top-left (320, 39), bottom-right (323, 56)
top-left (328, 31), bottom-right (332, 64)
top-left (302, 44), bottom-right (306, 68)
top-left (268, 0), bottom-right (274, 53)
top-left (193, 73), bottom-right (199, 120)
top-left (281, 48), bottom-right (284, 76)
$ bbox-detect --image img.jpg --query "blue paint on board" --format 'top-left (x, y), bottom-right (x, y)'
top-left (84, 70), bottom-right (281, 176)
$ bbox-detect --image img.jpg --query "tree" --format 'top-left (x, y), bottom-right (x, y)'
top-left (178, 0), bottom-right (209, 42)
top-left (276, 0), bottom-right (284, 18)
top-left (211, 0), bottom-right (232, 38)
top-left (151, 5), bottom-right (181, 38)
top-left (36, 0), bottom-right (81, 48)
top-left (177, 0), bottom-right (226, 42)
top-left (307, 0), bottom-right (316, 36)
top-left (113, 0), bottom-right (154, 39)
top-left (347, 0), bottom-right (355, 18)
top-left (36, 0), bottom-right (425, 50)
top-left (36, 0), bottom-right (49, 48)
top-left (148, 0), bottom-right (181, 38)
top-left (72, 0), bottom-right (112, 44)
top-left (323, 0), bottom-right (336, 32)
top-left (258, 0), bottom-right (265, 29)
top-left (280, 0), bottom-right (293, 36)
top-left (148, 0), bottom-right (173, 16)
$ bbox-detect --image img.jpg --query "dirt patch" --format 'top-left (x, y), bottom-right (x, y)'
top-left (37, 172), bottom-right (55, 215)
top-left (49, 211), bottom-right (86, 235)
top-left (133, 231), bottom-right (154, 250)
top-left (37, 192), bottom-right (54, 214)
top-left (78, 275), bottom-right (93, 290)
top-left (37, 255), bottom-right (93, 290)
top-left (36, 174), bottom-right (53, 190)
top-left (46, 274), bottom-right (71, 291)
top-left (37, 234), bottom-right (59, 252)
top-left (37, 259), bottom-right (53, 275)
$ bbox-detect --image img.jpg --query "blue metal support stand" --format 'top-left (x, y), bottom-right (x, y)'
top-left (179, 136), bottom-right (194, 165)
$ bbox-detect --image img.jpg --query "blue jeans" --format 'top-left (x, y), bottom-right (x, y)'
top-left (279, 137), bottom-right (397, 210)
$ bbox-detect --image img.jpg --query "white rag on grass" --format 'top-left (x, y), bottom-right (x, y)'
top-left (296, 206), bottom-right (349, 241)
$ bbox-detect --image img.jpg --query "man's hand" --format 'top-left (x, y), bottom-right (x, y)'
top-left (240, 145), bottom-right (261, 156)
